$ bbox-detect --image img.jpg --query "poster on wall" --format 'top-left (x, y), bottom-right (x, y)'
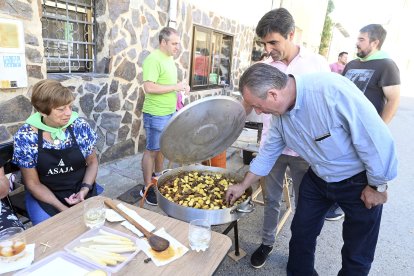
top-left (0, 17), bottom-right (28, 89)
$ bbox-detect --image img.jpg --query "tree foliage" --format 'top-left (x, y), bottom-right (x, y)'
top-left (319, 0), bottom-right (335, 57)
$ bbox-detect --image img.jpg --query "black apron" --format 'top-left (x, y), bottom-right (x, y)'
top-left (36, 126), bottom-right (96, 216)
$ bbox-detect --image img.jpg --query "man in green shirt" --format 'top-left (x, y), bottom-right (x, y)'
top-left (140, 27), bottom-right (190, 205)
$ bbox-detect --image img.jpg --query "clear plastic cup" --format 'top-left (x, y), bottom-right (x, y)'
top-left (0, 227), bottom-right (26, 262)
top-left (188, 219), bottom-right (211, 252)
top-left (83, 198), bottom-right (106, 229)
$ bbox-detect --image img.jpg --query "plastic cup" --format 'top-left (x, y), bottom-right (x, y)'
top-left (0, 227), bottom-right (26, 262)
top-left (188, 219), bottom-right (211, 252)
top-left (83, 198), bottom-right (106, 229)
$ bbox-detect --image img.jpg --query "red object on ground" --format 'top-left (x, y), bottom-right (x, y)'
top-left (208, 151), bottom-right (227, 168)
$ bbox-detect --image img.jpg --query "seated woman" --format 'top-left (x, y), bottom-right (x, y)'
top-left (12, 80), bottom-right (98, 225)
top-left (0, 157), bottom-right (24, 230)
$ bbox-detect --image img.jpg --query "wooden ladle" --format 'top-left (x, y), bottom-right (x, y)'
top-left (104, 199), bottom-right (170, 252)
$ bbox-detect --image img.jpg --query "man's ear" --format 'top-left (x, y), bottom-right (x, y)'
top-left (288, 29), bottom-right (295, 41)
top-left (267, 89), bottom-right (278, 101)
top-left (371, 39), bottom-right (380, 49)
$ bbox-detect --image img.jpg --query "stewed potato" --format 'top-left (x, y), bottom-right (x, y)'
top-left (159, 171), bottom-right (247, 209)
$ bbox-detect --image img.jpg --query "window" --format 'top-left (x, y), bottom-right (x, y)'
top-left (251, 36), bottom-right (265, 63)
top-left (41, 0), bottom-right (95, 73)
top-left (190, 26), bottom-right (233, 90)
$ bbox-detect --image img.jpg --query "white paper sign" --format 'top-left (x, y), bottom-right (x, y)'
top-left (0, 18), bottom-right (27, 88)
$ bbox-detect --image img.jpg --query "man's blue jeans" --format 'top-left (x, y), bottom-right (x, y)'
top-left (287, 169), bottom-right (382, 276)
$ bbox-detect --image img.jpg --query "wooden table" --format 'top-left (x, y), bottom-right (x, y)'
top-left (5, 196), bottom-right (232, 276)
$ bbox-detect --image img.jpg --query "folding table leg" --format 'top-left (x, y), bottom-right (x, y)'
top-left (276, 174), bottom-right (292, 236)
top-left (251, 177), bottom-right (265, 206)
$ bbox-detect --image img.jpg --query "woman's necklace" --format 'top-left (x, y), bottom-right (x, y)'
top-left (53, 138), bottom-right (61, 145)
top-left (43, 117), bottom-right (63, 145)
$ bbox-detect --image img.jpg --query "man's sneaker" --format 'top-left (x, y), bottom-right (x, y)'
top-left (250, 244), bottom-right (273, 268)
top-left (140, 186), bottom-right (158, 206)
top-left (325, 204), bottom-right (344, 221)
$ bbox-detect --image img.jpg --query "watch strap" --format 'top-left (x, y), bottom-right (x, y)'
top-left (81, 183), bottom-right (94, 190)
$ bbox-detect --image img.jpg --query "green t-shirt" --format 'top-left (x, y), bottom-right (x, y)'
top-left (142, 49), bottom-right (178, 116)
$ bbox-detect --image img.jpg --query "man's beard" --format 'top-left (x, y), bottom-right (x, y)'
top-left (356, 48), bottom-right (370, 58)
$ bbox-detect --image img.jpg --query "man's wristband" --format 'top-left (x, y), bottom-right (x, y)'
top-left (81, 183), bottom-right (94, 190)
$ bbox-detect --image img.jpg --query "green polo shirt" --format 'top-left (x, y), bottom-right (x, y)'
top-left (142, 49), bottom-right (178, 116)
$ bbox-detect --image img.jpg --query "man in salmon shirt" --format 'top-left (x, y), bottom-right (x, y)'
top-left (245, 8), bottom-right (331, 269)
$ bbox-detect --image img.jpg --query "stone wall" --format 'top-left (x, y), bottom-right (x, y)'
top-left (0, 0), bottom-right (255, 163)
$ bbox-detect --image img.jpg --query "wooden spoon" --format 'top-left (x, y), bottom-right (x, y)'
top-left (104, 199), bottom-right (170, 252)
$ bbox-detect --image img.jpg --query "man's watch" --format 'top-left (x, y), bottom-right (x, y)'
top-left (369, 184), bottom-right (388, 192)
top-left (81, 183), bottom-right (94, 190)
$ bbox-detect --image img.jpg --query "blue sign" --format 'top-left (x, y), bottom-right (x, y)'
top-left (3, 55), bottom-right (21, 68)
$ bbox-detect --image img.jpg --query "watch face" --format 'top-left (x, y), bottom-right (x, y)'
top-left (377, 185), bottom-right (387, 192)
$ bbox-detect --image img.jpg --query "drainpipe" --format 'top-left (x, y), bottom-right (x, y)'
top-left (168, 0), bottom-right (178, 28)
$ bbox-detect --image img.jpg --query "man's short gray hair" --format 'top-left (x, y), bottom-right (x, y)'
top-left (360, 24), bottom-right (387, 49)
top-left (239, 63), bottom-right (288, 99)
top-left (159, 27), bottom-right (179, 44)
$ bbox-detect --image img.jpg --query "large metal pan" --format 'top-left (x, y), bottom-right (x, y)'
top-left (156, 165), bottom-right (254, 225)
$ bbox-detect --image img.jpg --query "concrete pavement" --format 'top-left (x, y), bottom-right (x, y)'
top-left (96, 96), bottom-right (414, 275)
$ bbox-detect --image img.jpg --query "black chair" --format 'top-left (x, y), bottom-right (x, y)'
top-left (0, 141), bottom-right (30, 223)
top-left (0, 142), bottom-right (19, 174)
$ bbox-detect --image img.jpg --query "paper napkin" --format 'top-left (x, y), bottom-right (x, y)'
top-left (116, 203), bottom-right (156, 237)
top-left (105, 208), bottom-right (125, 222)
top-left (136, 228), bottom-right (189, 266)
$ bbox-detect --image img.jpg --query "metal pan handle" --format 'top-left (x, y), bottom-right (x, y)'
top-left (236, 201), bottom-right (255, 213)
top-left (161, 169), bottom-right (172, 175)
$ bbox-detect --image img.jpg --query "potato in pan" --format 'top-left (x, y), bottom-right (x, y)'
top-left (158, 171), bottom-right (247, 209)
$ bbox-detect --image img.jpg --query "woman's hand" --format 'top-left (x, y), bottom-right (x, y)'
top-left (64, 187), bottom-right (89, 205)
top-left (64, 193), bottom-right (79, 205)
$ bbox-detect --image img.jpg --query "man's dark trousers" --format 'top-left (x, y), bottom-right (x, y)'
top-left (287, 169), bottom-right (383, 276)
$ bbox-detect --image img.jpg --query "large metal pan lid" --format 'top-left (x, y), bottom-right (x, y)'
top-left (160, 96), bottom-right (246, 164)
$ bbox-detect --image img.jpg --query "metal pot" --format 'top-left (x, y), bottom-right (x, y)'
top-left (156, 165), bottom-right (254, 225)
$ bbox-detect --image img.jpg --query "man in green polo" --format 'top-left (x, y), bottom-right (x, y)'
top-left (140, 27), bottom-right (190, 205)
